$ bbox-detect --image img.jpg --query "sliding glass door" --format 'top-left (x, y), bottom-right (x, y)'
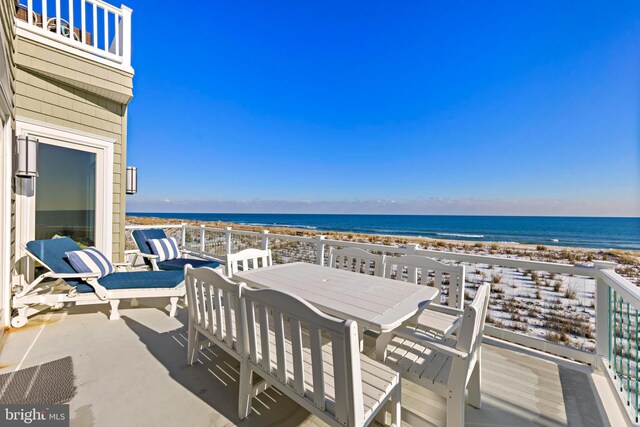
top-left (35, 143), bottom-right (97, 246)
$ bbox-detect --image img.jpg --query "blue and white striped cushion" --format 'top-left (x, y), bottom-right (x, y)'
top-left (147, 237), bottom-right (180, 262)
top-left (65, 247), bottom-right (114, 278)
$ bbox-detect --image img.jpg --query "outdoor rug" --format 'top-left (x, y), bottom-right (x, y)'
top-left (0, 356), bottom-right (76, 404)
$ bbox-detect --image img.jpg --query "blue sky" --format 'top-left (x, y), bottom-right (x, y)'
top-left (125, 1), bottom-right (639, 216)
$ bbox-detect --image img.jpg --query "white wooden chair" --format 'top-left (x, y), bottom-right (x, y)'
top-left (379, 284), bottom-right (490, 427)
top-left (384, 254), bottom-right (466, 338)
top-left (238, 284), bottom-right (401, 426)
top-left (226, 248), bottom-right (272, 278)
top-left (184, 265), bottom-right (268, 419)
top-left (328, 247), bottom-right (385, 276)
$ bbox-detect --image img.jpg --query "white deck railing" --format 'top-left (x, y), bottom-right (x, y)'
top-left (126, 223), bottom-right (640, 425)
top-left (15, 0), bottom-right (132, 71)
top-left (595, 262), bottom-right (640, 425)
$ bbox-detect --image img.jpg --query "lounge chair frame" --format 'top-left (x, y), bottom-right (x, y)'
top-left (11, 244), bottom-right (185, 328)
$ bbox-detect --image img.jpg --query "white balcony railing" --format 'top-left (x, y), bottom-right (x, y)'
top-left (125, 223), bottom-right (640, 426)
top-left (15, 0), bottom-right (132, 71)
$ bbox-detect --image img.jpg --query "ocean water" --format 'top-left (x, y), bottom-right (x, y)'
top-left (127, 213), bottom-right (640, 250)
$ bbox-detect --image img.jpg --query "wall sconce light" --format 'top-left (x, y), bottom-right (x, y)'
top-left (126, 166), bottom-right (138, 195)
top-left (15, 135), bottom-right (39, 178)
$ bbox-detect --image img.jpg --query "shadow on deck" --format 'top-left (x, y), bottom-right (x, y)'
top-left (0, 299), bottom-right (612, 426)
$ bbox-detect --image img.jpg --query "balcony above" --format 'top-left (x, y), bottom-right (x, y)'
top-left (15, 0), bottom-right (132, 74)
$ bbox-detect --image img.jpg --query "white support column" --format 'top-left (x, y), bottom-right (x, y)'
top-left (261, 230), bottom-right (270, 251)
top-left (316, 235), bottom-right (326, 266)
top-left (225, 227), bottom-right (233, 255)
top-left (594, 261), bottom-right (618, 359)
top-left (181, 224), bottom-right (187, 248)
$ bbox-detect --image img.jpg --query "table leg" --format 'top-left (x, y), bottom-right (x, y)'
top-left (376, 332), bottom-right (393, 362)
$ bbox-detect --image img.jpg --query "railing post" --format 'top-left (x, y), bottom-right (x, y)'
top-left (225, 227), bottom-right (233, 255)
top-left (261, 230), bottom-right (270, 250)
top-left (316, 235), bottom-right (326, 266)
top-left (181, 224), bottom-right (186, 248)
top-left (120, 5), bottom-right (132, 68)
top-left (199, 225), bottom-right (206, 254)
top-left (594, 261), bottom-right (618, 359)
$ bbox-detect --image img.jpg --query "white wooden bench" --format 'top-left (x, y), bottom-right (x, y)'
top-left (380, 284), bottom-right (490, 427)
top-left (238, 284), bottom-right (401, 426)
top-left (383, 254), bottom-right (466, 339)
top-left (226, 248), bottom-right (272, 278)
top-left (328, 247), bottom-right (385, 277)
top-left (185, 265), bottom-right (268, 419)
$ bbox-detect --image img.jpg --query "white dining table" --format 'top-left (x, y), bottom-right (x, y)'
top-left (235, 262), bottom-right (439, 335)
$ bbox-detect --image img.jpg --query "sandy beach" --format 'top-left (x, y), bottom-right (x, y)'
top-left (126, 215), bottom-right (640, 352)
top-left (126, 215), bottom-right (639, 281)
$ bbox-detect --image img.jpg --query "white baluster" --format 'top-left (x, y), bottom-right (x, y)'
top-left (81, 0), bottom-right (86, 44)
top-left (68, 0), bottom-right (74, 40)
top-left (103, 7), bottom-right (108, 52)
top-left (113, 12), bottom-right (120, 54)
top-left (55, 0), bottom-right (61, 35)
top-left (41, 0), bottom-right (47, 28)
top-left (27, 0), bottom-right (33, 25)
top-left (92, 2), bottom-right (97, 48)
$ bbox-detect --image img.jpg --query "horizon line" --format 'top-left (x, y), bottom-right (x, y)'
top-left (126, 211), bottom-right (640, 219)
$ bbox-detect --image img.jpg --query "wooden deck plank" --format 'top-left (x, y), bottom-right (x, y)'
top-left (0, 301), bottom-right (609, 427)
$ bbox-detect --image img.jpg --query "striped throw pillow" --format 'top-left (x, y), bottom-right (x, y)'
top-left (147, 237), bottom-right (180, 262)
top-left (65, 247), bottom-right (114, 278)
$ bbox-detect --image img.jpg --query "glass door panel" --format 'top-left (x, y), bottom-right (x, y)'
top-left (35, 143), bottom-right (96, 246)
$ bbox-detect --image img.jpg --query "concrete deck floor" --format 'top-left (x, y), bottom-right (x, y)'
top-left (0, 298), bottom-right (624, 427)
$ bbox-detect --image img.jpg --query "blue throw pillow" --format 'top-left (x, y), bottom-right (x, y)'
top-left (147, 237), bottom-right (180, 262)
top-left (65, 247), bottom-right (115, 278)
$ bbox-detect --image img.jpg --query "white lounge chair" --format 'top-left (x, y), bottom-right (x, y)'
top-left (238, 284), bottom-right (401, 426)
top-left (12, 237), bottom-right (185, 327)
top-left (328, 247), bottom-right (385, 276)
top-left (379, 284), bottom-right (491, 427)
top-left (131, 228), bottom-right (221, 271)
top-left (384, 254), bottom-right (466, 338)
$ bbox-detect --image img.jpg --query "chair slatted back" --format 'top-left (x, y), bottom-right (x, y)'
top-left (449, 284), bottom-right (490, 386)
top-left (239, 285), bottom-right (364, 426)
top-left (328, 247), bottom-right (385, 277)
top-left (185, 265), bottom-right (243, 353)
top-left (226, 248), bottom-right (273, 278)
top-left (455, 283), bottom-right (490, 355)
top-left (384, 254), bottom-right (466, 309)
